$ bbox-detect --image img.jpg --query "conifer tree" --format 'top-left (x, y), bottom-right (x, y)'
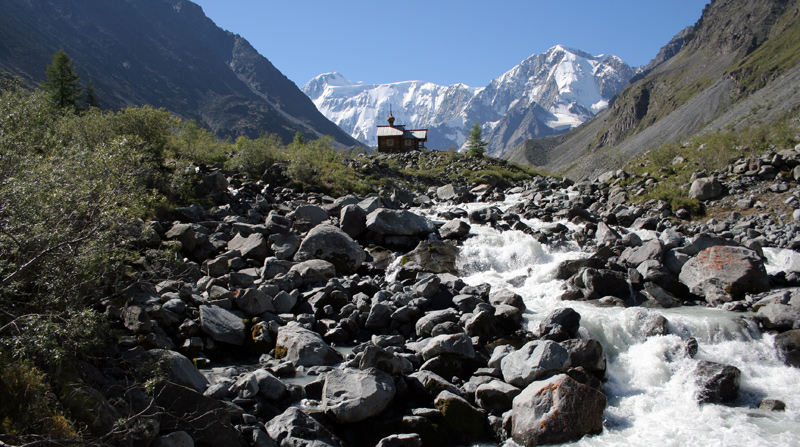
top-left (42, 49), bottom-right (81, 109)
top-left (466, 120), bottom-right (487, 158)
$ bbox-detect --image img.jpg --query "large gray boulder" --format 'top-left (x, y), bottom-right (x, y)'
top-left (287, 205), bottom-right (329, 227)
top-left (366, 209), bottom-right (436, 236)
top-left (439, 219), bottom-right (471, 239)
top-left (294, 225), bottom-right (365, 274)
top-left (511, 374), bottom-right (606, 446)
top-left (147, 350), bottom-right (209, 392)
top-left (199, 305), bottom-right (245, 346)
top-left (679, 245), bottom-right (770, 304)
top-left (619, 238), bottom-right (664, 267)
top-left (689, 177), bottom-right (723, 201)
top-left (321, 368), bottom-right (396, 423)
top-left (227, 232), bottom-right (270, 261)
top-left (475, 380), bottom-right (521, 415)
top-left (758, 304), bottom-right (800, 331)
top-left (501, 340), bottom-right (570, 388)
top-left (265, 407), bottom-right (343, 447)
top-left (275, 323), bottom-right (342, 367)
top-left (234, 288), bottom-right (275, 316)
top-left (419, 332), bottom-right (476, 361)
top-left (339, 204), bottom-right (367, 239)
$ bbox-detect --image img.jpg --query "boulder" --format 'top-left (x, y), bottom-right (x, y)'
top-left (339, 204), bottom-right (367, 239)
top-left (582, 268), bottom-right (630, 299)
top-left (489, 288), bottom-right (525, 311)
top-left (321, 368), bottom-right (396, 423)
top-left (199, 305), bottom-right (245, 346)
top-left (415, 309), bottom-right (459, 337)
top-left (147, 350), bottom-right (209, 392)
top-left (293, 224), bottom-right (365, 275)
top-left (165, 223), bottom-right (208, 253)
top-left (538, 307), bottom-right (581, 342)
top-left (419, 333), bottom-right (476, 361)
top-left (234, 288), bottom-right (275, 316)
top-left (511, 374), bottom-right (606, 446)
top-left (758, 304), bottom-right (800, 331)
top-left (439, 219), bottom-right (471, 239)
top-left (501, 340), bottom-right (570, 388)
top-left (434, 391), bottom-right (486, 441)
top-left (689, 177), bottom-right (723, 201)
top-left (619, 238), bottom-right (664, 267)
top-left (227, 232), bottom-right (270, 261)
top-left (155, 383), bottom-right (241, 447)
top-left (288, 259), bottom-right (336, 286)
top-left (375, 434), bottom-right (422, 447)
top-left (775, 329), bottom-right (800, 367)
top-left (151, 431), bottom-right (194, 447)
top-left (287, 204), bottom-right (329, 227)
top-left (475, 380), bottom-right (521, 415)
top-left (561, 339), bottom-right (607, 380)
top-left (269, 232), bottom-right (300, 260)
top-left (401, 241), bottom-right (459, 275)
top-left (694, 360), bottom-right (741, 404)
top-left (407, 370), bottom-right (462, 400)
top-left (679, 245), bottom-right (770, 304)
top-left (366, 209), bottom-right (436, 236)
top-left (264, 211), bottom-right (292, 234)
top-left (122, 305), bottom-right (152, 334)
top-left (265, 407), bottom-right (343, 447)
top-left (274, 323), bottom-right (342, 367)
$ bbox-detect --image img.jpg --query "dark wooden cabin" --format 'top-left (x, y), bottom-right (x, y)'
top-left (376, 111), bottom-right (427, 153)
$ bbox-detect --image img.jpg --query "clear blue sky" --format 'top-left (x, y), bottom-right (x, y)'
top-left (191, 0), bottom-right (709, 88)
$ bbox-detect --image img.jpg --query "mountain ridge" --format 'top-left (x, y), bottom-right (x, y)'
top-left (506, 0), bottom-right (800, 180)
top-left (0, 0), bottom-right (362, 148)
top-left (303, 45), bottom-right (634, 156)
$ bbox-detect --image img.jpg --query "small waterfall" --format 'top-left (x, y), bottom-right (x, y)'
top-left (441, 206), bottom-right (800, 447)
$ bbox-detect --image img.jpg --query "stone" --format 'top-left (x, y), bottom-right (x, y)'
top-left (538, 307), bottom-right (581, 342)
top-left (489, 288), bottom-right (525, 311)
top-left (694, 360), bottom-right (740, 404)
top-left (265, 407), bottom-right (343, 447)
top-left (155, 383), bottom-right (241, 447)
top-left (595, 222), bottom-right (621, 244)
top-left (253, 368), bottom-right (287, 401)
top-left (774, 329), bottom-right (800, 367)
top-left (759, 399), bottom-right (786, 411)
top-left (758, 304), bottom-right (800, 331)
top-left (287, 204), bottom-right (329, 227)
top-left (511, 374), bottom-right (606, 446)
top-left (415, 309), bottom-right (459, 337)
top-left (227, 232), bottom-right (269, 261)
top-left (288, 259), bottom-right (337, 286)
top-left (147, 349), bottom-right (209, 392)
top-left (122, 305), bottom-right (152, 334)
top-left (619, 238), bottom-right (664, 267)
top-left (165, 223), bottom-right (208, 253)
top-left (339, 204), bottom-right (367, 239)
top-left (679, 245), bottom-right (770, 304)
top-left (419, 333), bottom-right (476, 361)
top-left (560, 339), bottom-right (607, 380)
top-left (500, 340), bottom-right (570, 388)
top-left (375, 433), bottom-right (422, 447)
top-left (274, 323), bottom-right (342, 367)
top-left (366, 209), bottom-right (436, 236)
top-left (268, 232), bottom-right (300, 260)
top-left (689, 177), bottom-right (723, 201)
top-left (272, 290), bottom-right (298, 314)
top-left (412, 275), bottom-right (441, 299)
top-left (582, 268), bottom-right (630, 299)
top-left (199, 305), bottom-right (245, 346)
top-left (321, 368), bottom-right (396, 423)
top-left (439, 219), bottom-right (471, 239)
top-left (434, 391), bottom-right (486, 441)
top-left (475, 380), bottom-right (521, 415)
top-left (401, 241), bottom-right (459, 275)
top-left (264, 211), bottom-right (292, 234)
top-left (151, 431), bottom-right (194, 447)
top-left (407, 370), bottom-right (462, 400)
top-left (293, 224), bottom-right (365, 275)
top-left (235, 288), bottom-right (275, 316)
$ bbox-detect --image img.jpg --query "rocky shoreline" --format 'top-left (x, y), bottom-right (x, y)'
top-left (92, 149), bottom-right (800, 447)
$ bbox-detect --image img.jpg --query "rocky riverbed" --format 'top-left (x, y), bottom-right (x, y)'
top-left (94, 149), bottom-right (800, 447)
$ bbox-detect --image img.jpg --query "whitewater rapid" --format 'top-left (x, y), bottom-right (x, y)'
top-left (431, 198), bottom-right (800, 447)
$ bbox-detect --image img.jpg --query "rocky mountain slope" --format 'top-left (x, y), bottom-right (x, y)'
top-left (304, 45), bottom-right (634, 156)
top-left (507, 0), bottom-right (800, 179)
top-left (0, 0), bottom-right (361, 147)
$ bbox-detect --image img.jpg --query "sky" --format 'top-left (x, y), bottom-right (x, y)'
top-left (191, 0), bottom-right (710, 88)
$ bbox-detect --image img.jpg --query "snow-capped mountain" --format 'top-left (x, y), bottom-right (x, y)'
top-left (303, 45), bottom-right (635, 157)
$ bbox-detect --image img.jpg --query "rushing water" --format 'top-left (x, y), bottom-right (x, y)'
top-left (439, 199), bottom-right (800, 447)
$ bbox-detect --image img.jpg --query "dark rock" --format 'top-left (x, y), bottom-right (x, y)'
top-left (775, 329), bottom-right (800, 367)
top-left (401, 241), bottom-right (459, 275)
top-left (147, 349), bottom-right (209, 392)
top-left (340, 204), bottom-right (367, 239)
top-left (694, 360), bottom-right (741, 404)
top-left (155, 383), bottom-right (241, 447)
top-left (759, 398), bottom-right (786, 411)
top-left (227, 232), bottom-right (270, 261)
top-left (538, 307), bottom-right (581, 342)
top-left (366, 209), bottom-right (436, 236)
top-left (475, 380), bottom-right (521, 415)
top-left (439, 219), bottom-right (471, 239)
top-left (375, 433), bottom-right (422, 447)
top-left (758, 304), bottom-right (800, 331)
top-left (434, 390), bottom-right (486, 441)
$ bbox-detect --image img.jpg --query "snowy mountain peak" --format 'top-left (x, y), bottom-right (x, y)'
top-left (303, 46), bottom-right (634, 156)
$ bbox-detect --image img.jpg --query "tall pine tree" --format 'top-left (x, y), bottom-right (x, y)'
top-left (466, 120), bottom-right (487, 158)
top-left (42, 49), bottom-right (81, 109)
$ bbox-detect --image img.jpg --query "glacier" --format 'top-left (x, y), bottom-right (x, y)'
top-left (303, 45), bottom-right (635, 157)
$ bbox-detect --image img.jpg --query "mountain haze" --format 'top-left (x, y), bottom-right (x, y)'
top-left (304, 45), bottom-right (634, 156)
top-left (507, 0), bottom-right (800, 179)
top-left (0, 0), bottom-right (361, 148)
